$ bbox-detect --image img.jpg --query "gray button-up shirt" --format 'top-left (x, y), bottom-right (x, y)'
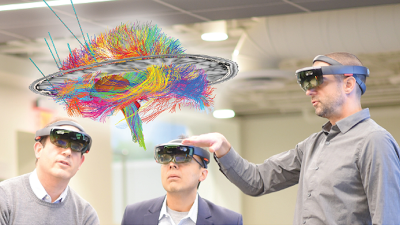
top-left (216, 109), bottom-right (400, 225)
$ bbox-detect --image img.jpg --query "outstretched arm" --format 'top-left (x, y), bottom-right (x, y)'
top-left (183, 133), bottom-right (302, 196)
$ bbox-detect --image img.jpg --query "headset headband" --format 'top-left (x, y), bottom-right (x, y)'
top-left (47, 121), bottom-right (85, 132)
top-left (35, 120), bottom-right (86, 139)
top-left (312, 55), bottom-right (368, 95)
top-left (313, 55), bottom-right (342, 65)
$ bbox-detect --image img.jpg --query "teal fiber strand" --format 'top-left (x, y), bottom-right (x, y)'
top-left (48, 32), bottom-right (62, 67)
top-left (70, 0), bottom-right (87, 45)
top-left (43, 0), bottom-right (83, 46)
top-left (44, 38), bottom-right (60, 69)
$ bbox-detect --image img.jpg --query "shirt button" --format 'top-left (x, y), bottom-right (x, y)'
top-left (316, 166), bottom-right (319, 170)
top-left (303, 221), bottom-right (306, 224)
top-left (307, 193), bottom-right (311, 197)
top-left (326, 141), bottom-right (330, 145)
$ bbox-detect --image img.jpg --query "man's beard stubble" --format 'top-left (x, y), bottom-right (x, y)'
top-left (314, 88), bottom-right (345, 119)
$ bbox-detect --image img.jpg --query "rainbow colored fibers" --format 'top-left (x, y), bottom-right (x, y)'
top-left (60, 23), bottom-right (185, 70)
top-left (48, 23), bottom-right (214, 149)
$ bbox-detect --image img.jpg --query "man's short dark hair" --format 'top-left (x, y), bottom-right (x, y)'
top-left (325, 52), bottom-right (366, 97)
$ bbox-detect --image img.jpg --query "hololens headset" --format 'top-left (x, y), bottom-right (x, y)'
top-left (35, 121), bottom-right (92, 154)
top-left (154, 139), bottom-right (210, 168)
top-left (296, 55), bottom-right (370, 95)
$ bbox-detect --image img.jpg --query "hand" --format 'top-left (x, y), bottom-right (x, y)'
top-left (182, 133), bottom-right (231, 158)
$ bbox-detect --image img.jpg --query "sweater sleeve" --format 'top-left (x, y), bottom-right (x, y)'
top-left (0, 187), bottom-right (10, 225)
top-left (83, 203), bottom-right (100, 225)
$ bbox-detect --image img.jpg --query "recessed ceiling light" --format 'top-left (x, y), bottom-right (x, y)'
top-left (201, 32), bottom-right (228, 41)
top-left (201, 20), bottom-right (228, 42)
top-left (0, 0), bottom-right (114, 12)
top-left (213, 109), bottom-right (235, 119)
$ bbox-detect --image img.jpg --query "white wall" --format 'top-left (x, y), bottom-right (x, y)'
top-left (0, 81), bottom-right (37, 179)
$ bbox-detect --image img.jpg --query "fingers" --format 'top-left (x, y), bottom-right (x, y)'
top-left (182, 133), bottom-right (218, 146)
top-left (182, 133), bottom-right (231, 157)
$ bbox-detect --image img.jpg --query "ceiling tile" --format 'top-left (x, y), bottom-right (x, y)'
top-left (195, 4), bottom-right (303, 21)
top-left (293, 0), bottom-right (400, 11)
top-left (163, 0), bottom-right (283, 11)
top-left (0, 33), bottom-right (15, 43)
top-left (96, 13), bottom-right (202, 27)
top-left (0, 1), bottom-right (22, 5)
top-left (70, 0), bottom-right (174, 21)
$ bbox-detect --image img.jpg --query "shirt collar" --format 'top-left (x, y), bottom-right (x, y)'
top-left (29, 169), bottom-right (69, 203)
top-left (159, 193), bottom-right (199, 223)
top-left (322, 108), bottom-right (370, 134)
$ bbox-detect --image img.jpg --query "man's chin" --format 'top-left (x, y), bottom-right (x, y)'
top-left (166, 186), bottom-right (181, 193)
top-left (51, 169), bottom-right (73, 180)
top-left (315, 109), bottom-right (327, 118)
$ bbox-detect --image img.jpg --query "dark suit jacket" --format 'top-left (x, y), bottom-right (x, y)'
top-left (121, 195), bottom-right (243, 225)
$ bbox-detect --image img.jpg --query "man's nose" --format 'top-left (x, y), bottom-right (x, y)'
top-left (61, 148), bottom-right (72, 157)
top-left (168, 161), bottom-right (178, 169)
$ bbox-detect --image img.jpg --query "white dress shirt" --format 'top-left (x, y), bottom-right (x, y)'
top-left (29, 169), bottom-right (69, 203)
top-left (158, 193), bottom-right (198, 225)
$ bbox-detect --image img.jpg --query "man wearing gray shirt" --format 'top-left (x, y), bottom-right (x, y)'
top-left (183, 52), bottom-right (400, 225)
top-left (0, 118), bottom-right (99, 225)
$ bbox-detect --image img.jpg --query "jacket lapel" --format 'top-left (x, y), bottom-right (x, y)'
top-left (196, 196), bottom-right (213, 225)
top-left (143, 196), bottom-right (164, 225)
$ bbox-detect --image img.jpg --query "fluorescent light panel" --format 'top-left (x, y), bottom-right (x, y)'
top-left (201, 32), bottom-right (228, 41)
top-left (213, 109), bottom-right (235, 119)
top-left (0, 0), bottom-right (113, 12)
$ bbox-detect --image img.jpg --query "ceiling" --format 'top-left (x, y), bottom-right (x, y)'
top-left (1, 0), bottom-right (399, 43)
top-left (1, 0), bottom-right (400, 117)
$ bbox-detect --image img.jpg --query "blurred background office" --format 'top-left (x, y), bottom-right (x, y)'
top-left (1, 0), bottom-right (400, 224)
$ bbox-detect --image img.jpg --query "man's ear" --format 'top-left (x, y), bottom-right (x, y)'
top-left (78, 154), bottom-right (85, 170)
top-left (344, 76), bottom-right (357, 94)
top-left (199, 169), bottom-right (208, 182)
top-left (34, 142), bottom-right (43, 161)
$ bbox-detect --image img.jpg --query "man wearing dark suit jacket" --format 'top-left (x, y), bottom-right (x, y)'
top-left (122, 139), bottom-right (243, 225)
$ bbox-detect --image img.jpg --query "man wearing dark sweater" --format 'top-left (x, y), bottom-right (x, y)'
top-left (0, 118), bottom-right (99, 225)
top-left (122, 139), bottom-right (243, 225)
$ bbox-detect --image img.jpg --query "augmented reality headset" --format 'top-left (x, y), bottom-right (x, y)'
top-left (35, 121), bottom-right (92, 154)
top-left (296, 55), bottom-right (370, 95)
top-left (154, 140), bottom-right (210, 168)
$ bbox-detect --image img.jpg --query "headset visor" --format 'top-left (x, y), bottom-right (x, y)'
top-left (154, 145), bottom-right (194, 164)
top-left (36, 127), bottom-right (92, 153)
top-left (296, 67), bottom-right (324, 91)
top-left (296, 65), bottom-right (369, 93)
